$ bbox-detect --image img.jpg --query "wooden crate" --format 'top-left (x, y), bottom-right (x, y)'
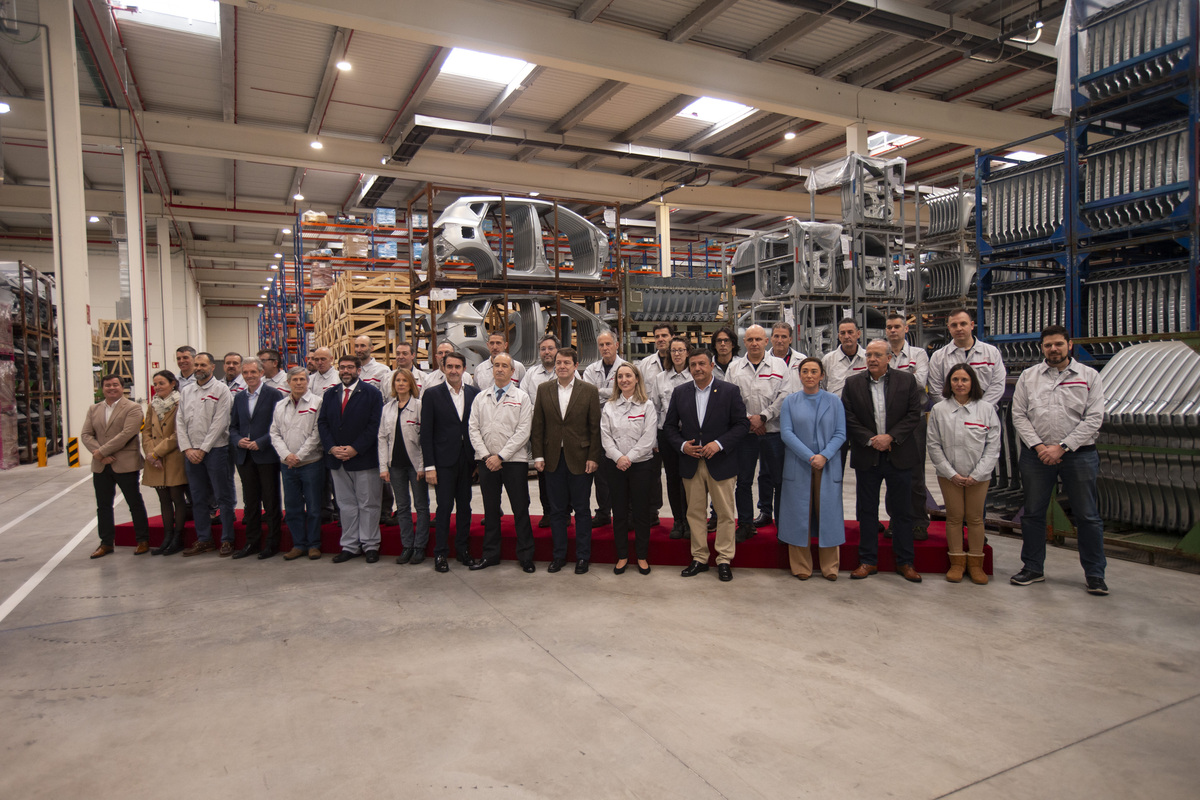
top-left (312, 273), bottom-right (416, 360)
top-left (98, 319), bottom-right (133, 384)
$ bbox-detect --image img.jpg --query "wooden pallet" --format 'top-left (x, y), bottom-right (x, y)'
top-left (312, 273), bottom-right (417, 360)
top-left (99, 319), bottom-right (132, 355)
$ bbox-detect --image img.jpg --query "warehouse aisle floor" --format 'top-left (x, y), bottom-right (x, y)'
top-left (1, 463), bottom-right (1197, 799)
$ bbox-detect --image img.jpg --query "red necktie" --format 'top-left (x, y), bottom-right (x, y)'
top-left (342, 387), bottom-right (351, 412)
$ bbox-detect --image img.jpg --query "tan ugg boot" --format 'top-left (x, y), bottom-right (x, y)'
top-left (967, 554), bottom-right (989, 585)
top-left (946, 553), bottom-right (966, 583)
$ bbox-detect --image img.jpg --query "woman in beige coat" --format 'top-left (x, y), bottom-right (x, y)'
top-left (143, 370), bottom-right (189, 555)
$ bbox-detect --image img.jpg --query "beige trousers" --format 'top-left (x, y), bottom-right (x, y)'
top-left (789, 544), bottom-right (840, 578)
top-left (937, 477), bottom-right (990, 556)
top-left (683, 459), bottom-right (736, 565)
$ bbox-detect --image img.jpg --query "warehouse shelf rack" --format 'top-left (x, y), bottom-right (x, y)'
top-left (1, 263), bottom-right (62, 463)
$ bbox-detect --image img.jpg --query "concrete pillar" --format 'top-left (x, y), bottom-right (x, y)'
top-left (846, 122), bottom-right (870, 156)
top-left (156, 218), bottom-right (176, 362)
top-left (123, 145), bottom-right (149, 398)
top-left (40, 0), bottom-right (94, 464)
top-left (655, 201), bottom-right (672, 278)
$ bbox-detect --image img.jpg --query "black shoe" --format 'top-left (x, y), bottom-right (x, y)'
top-left (735, 524), bottom-right (756, 543)
top-left (638, 563), bottom-right (651, 575)
top-left (753, 512), bottom-right (773, 528)
top-left (548, 558), bottom-right (567, 573)
top-left (717, 564), bottom-right (732, 582)
top-left (913, 525), bottom-right (929, 541)
top-left (613, 561), bottom-right (627, 575)
top-left (456, 553), bottom-right (472, 567)
top-left (434, 555), bottom-right (449, 572)
top-left (160, 536), bottom-right (185, 556)
top-left (469, 557), bottom-right (500, 571)
top-left (680, 560), bottom-right (710, 577)
top-left (1010, 568), bottom-right (1045, 586)
top-left (591, 513), bottom-right (611, 528)
top-left (380, 512), bottom-right (397, 527)
top-left (396, 547), bottom-right (414, 565)
top-left (574, 559), bottom-right (589, 574)
top-left (707, 512), bottom-right (717, 532)
top-left (331, 550), bottom-right (360, 563)
top-left (669, 523), bottom-right (687, 540)
top-left (537, 516), bottom-right (551, 528)
top-left (520, 560), bottom-right (536, 573)
top-left (364, 550), bottom-right (380, 564)
top-left (257, 546), bottom-right (278, 560)
top-left (1085, 576), bottom-right (1109, 595)
top-left (231, 544), bottom-right (259, 560)
top-left (410, 550), bottom-right (426, 565)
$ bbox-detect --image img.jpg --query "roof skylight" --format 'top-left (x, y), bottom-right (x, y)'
top-left (442, 48), bottom-right (535, 85)
top-left (113, 0), bottom-right (220, 37)
top-left (678, 97), bottom-right (755, 125)
top-left (868, 131), bottom-right (922, 156)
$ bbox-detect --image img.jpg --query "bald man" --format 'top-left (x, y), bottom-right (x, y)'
top-left (353, 335), bottom-right (392, 392)
top-left (308, 347), bottom-right (339, 395)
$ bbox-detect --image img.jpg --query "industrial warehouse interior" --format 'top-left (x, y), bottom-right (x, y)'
top-left (0, 1), bottom-right (1197, 798)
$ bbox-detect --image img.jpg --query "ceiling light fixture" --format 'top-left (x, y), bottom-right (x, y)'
top-left (270, 264), bottom-right (279, 270)
top-left (260, 294), bottom-right (267, 299)
top-left (293, 193), bottom-right (304, 201)
top-left (257, 303), bottom-right (264, 307)
top-left (88, 215), bottom-right (100, 223)
top-left (783, 131), bottom-right (796, 140)
top-left (0, 102), bottom-right (10, 114)
top-left (273, 252), bottom-right (282, 258)
top-left (310, 140), bottom-right (323, 150)
top-left (282, 228), bottom-right (292, 234)
top-left (529, 191), bottom-right (540, 197)
top-left (336, 60), bottom-right (352, 71)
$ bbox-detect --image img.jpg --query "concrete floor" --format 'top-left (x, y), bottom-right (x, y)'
top-left (1, 462), bottom-right (1198, 799)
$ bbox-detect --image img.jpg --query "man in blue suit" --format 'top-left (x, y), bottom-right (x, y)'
top-left (230, 356), bottom-right (285, 559)
top-left (664, 349), bottom-right (750, 581)
top-left (318, 354), bottom-right (384, 563)
top-left (420, 350), bottom-right (480, 573)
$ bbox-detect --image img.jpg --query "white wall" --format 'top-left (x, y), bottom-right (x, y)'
top-left (203, 305), bottom-right (261, 360)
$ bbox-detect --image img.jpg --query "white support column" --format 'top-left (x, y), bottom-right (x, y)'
top-left (123, 145), bottom-right (149, 398)
top-left (40, 0), bottom-right (94, 464)
top-left (156, 217), bottom-right (176, 359)
top-left (846, 122), bottom-right (870, 156)
top-left (655, 201), bottom-right (672, 278)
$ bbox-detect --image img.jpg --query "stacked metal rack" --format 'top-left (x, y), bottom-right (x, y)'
top-left (0, 263), bottom-right (62, 463)
top-left (910, 172), bottom-right (978, 351)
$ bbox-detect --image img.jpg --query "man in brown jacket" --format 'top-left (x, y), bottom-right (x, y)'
top-left (81, 374), bottom-right (151, 558)
top-left (531, 347), bottom-right (602, 574)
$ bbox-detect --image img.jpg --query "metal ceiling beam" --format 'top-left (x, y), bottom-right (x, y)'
top-left (0, 51), bottom-right (26, 96)
top-left (514, 78), bottom-right (626, 162)
top-left (287, 26), bottom-right (352, 202)
top-left (571, 94), bottom-right (696, 172)
top-left (666, 0), bottom-right (740, 43)
top-left (744, 13), bottom-right (830, 62)
top-left (993, 81), bottom-right (1056, 110)
top-left (219, 3), bottom-right (237, 203)
top-left (938, 66), bottom-right (1025, 102)
top-left (452, 65), bottom-right (548, 154)
top-left (813, 33), bottom-right (896, 79)
top-left (217, 0), bottom-right (1058, 149)
top-left (573, 0), bottom-right (613, 23)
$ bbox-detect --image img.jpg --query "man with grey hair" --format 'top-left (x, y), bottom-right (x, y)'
top-left (474, 332), bottom-right (527, 391)
top-left (176, 345), bottom-right (198, 389)
top-left (271, 366), bottom-right (325, 560)
top-left (308, 347), bottom-right (339, 395)
top-left (179, 352), bottom-right (237, 556)
top-left (230, 356), bottom-right (285, 559)
top-left (580, 329), bottom-right (625, 527)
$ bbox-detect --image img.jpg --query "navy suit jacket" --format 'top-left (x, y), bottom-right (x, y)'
top-left (318, 381), bottom-right (383, 471)
top-left (841, 368), bottom-right (924, 470)
top-left (420, 382), bottom-right (479, 469)
top-left (663, 378), bottom-right (750, 482)
top-left (230, 384), bottom-right (284, 464)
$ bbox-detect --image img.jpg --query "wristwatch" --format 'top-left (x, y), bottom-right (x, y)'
top-left (1060, 442), bottom-right (1071, 452)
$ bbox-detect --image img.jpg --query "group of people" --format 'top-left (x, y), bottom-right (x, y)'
top-left (81, 307), bottom-right (1110, 594)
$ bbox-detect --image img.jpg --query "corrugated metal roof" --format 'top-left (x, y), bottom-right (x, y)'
top-left (600, 0), bottom-right (697, 35)
top-left (573, 83), bottom-right (686, 139)
top-left (319, 34), bottom-right (440, 141)
top-left (691, 0), bottom-right (805, 55)
top-left (117, 17), bottom-right (223, 119)
top-left (235, 161), bottom-right (297, 203)
top-left (500, 69), bottom-right (611, 127)
top-left (772, 17), bottom-right (884, 71)
top-left (235, 11), bottom-right (334, 130)
top-left (156, 151), bottom-right (226, 195)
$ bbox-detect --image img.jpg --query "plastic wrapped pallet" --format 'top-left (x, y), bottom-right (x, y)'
top-left (0, 283), bottom-right (12, 357)
top-left (301, 210), bottom-right (328, 224)
top-left (375, 241), bottom-right (398, 259)
top-left (804, 153), bottom-right (906, 193)
top-left (343, 235), bottom-right (370, 258)
top-left (373, 207), bottom-right (397, 227)
top-left (0, 360), bottom-right (15, 469)
top-left (311, 262), bottom-right (334, 291)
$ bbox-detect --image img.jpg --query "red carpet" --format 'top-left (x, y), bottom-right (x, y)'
top-left (114, 514), bottom-right (992, 574)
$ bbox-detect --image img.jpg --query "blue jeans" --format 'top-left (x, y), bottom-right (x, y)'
top-left (184, 445), bottom-right (237, 543)
top-left (281, 460), bottom-right (324, 549)
top-left (855, 457), bottom-right (914, 566)
top-left (754, 432), bottom-right (784, 521)
top-left (734, 436), bottom-right (760, 525)
top-left (1019, 446), bottom-right (1106, 577)
top-left (389, 463), bottom-right (430, 550)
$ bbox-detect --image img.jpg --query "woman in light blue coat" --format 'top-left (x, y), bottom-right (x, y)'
top-left (779, 357), bottom-right (847, 580)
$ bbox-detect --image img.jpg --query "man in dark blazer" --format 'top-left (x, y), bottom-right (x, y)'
top-left (420, 350), bottom-right (480, 573)
top-left (229, 356), bottom-right (285, 559)
top-left (664, 349), bottom-right (750, 581)
top-left (81, 373), bottom-right (150, 558)
top-left (318, 354), bottom-right (384, 563)
top-left (531, 347), bottom-right (602, 574)
top-left (842, 339), bottom-right (926, 583)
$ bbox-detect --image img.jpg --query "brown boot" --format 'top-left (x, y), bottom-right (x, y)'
top-left (967, 554), bottom-right (989, 585)
top-left (946, 553), bottom-right (966, 583)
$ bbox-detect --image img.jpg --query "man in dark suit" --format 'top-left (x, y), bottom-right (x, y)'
top-left (318, 354), bottom-right (384, 563)
top-left (229, 356), bottom-right (285, 559)
top-left (664, 349), bottom-right (750, 581)
top-left (842, 339), bottom-right (926, 583)
top-left (420, 350), bottom-right (480, 573)
top-left (531, 347), bottom-right (602, 574)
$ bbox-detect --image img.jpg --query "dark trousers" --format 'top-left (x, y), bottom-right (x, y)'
top-left (735, 436), bottom-right (760, 525)
top-left (910, 414), bottom-right (930, 528)
top-left (855, 456), bottom-right (915, 567)
top-left (592, 467), bottom-right (611, 517)
top-left (754, 432), bottom-right (784, 521)
top-left (433, 456), bottom-right (473, 558)
top-left (281, 461), bottom-right (324, 550)
top-left (605, 457), bottom-right (657, 561)
top-left (1018, 446), bottom-right (1106, 577)
top-left (155, 485), bottom-right (187, 537)
top-left (546, 449), bottom-right (593, 561)
top-left (478, 461), bottom-right (535, 562)
top-left (236, 459), bottom-right (283, 549)
top-left (537, 472), bottom-right (550, 519)
top-left (94, 466), bottom-right (149, 546)
top-left (658, 429), bottom-right (687, 524)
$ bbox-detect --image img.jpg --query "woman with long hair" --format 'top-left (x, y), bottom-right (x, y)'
top-left (144, 370), bottom-right (188, 555)
top-left (601, 363), bottom-right (659, 574)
